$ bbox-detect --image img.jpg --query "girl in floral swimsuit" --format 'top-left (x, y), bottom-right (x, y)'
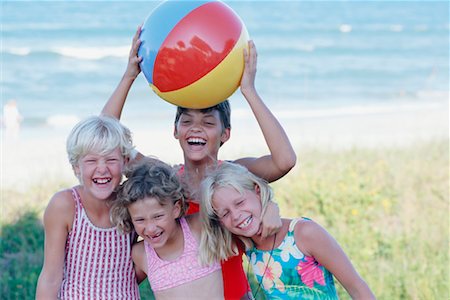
top-left (199, 162), bottom-right (376, 299)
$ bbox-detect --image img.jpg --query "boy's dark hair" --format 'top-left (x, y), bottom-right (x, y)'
top-left (174, 100), bottom-right (231, 131)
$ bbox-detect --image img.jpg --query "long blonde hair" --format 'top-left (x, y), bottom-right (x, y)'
top-left (199, 162), bottom-right (273, 265)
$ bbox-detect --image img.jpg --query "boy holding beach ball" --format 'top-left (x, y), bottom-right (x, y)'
top-left (102, 17), bottom-right (296, 299)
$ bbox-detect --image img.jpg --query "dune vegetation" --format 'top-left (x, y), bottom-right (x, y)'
top-left (1, 140), bottom-right (448, 299)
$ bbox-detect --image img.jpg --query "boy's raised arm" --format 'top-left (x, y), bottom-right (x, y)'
top-left (234, 40), bottom-right (297, 183)
top-left (102, 26), bottom-right (142, 119)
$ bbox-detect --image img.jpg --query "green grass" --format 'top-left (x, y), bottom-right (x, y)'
top-left (273, 140), bottom-right (449, 299)
top-left (1, 140), bottom-right (448, 299)
top-left (0, 210), bottom-right (44, 299)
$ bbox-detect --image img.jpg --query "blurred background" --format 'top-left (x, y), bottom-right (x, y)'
top-left (1, 1), bottom-right (448, 299)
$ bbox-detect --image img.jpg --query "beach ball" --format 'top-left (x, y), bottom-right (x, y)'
top-left (138, 0), bottom-right (249, 109)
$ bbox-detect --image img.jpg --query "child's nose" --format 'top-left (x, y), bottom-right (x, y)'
top-left (144, 222), bottom-right (157, 234)
top-left (96, 161), bottom-right (107, 171)
top-left (189, 124), bottom-right (202, 132)
top-left (230, 209), bottom-right (241, 221)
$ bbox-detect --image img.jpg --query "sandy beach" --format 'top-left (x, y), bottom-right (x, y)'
top-left (2, 99), bottom-right (448, 190)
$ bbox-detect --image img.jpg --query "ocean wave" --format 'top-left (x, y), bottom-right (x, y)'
top-left (339, 24), bottom-right (352, 33)
top-left (1, 23), bottom-right (72, 32)
top-left (51, 46), bottom-right (129, 60)
top-left (3, 45), bottom-right (129, 60)
top-left (232, 101), bottom-right (446, 120)
top-left (5, 47), bottom-right (31, 56)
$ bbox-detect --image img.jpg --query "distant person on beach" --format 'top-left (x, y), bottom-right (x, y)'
top-left (2, 99), bottom-right (23, 139)
top-left (111, 158), bottom-right (224, 299)
top-left (102, 27), bottom-right (297, 299)
top-left (199, 162), bottom-right (376, 299)
top-left (36, 115), bottom-right (141, 299)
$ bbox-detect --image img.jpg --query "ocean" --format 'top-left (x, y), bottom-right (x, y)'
top-left (2, 0), bottom-right (449, 134)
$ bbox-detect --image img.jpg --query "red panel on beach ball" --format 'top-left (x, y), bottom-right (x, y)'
top-left (154, 1), bottom-right (243, 92)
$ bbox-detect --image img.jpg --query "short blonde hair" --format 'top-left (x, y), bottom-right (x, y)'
top-left (66, 115), bottom-right (134, 166)
top-left (111, 158), bottom-right (188, 233)
top-left (199, 162), bottom-right (273, 265)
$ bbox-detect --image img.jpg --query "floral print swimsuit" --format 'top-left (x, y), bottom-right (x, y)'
top-left (246, 218), bottom-right (338, 299)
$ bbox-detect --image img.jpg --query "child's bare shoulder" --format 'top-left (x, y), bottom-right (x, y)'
top-left (294, 217), bottom-right (322, 234)
top-left (293, 218), bottom-right (330, 254)
top-left (43, 188), bottom-right (77, 230)
top-left (132, 240), bottom-right (145, 256)
top-left (131, 241), bottom-right (147, 274)
top-left (46, 188), bottom-right (76, 215)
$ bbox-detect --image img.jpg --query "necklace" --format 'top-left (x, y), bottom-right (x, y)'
top-left (248, 233), bottom-right (277, 299)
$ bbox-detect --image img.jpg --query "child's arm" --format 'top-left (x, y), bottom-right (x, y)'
top-left (258, 200), bottom-right (282, 238)
top-left (101, 26), bottom-right (142, 119)
top-left (131, 241), bottom-right (148, 283)
top-left (36, 191), bottom-right (74, 300)
top-left (296, 220), bottom-right (376, 299)
top-left (234, 40), bottom-right (296, 183)
top-left (102, 27), bottom-right (145, 161)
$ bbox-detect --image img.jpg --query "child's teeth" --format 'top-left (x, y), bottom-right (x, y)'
top-left (151, 232), bottom-right (162, 239)
top-left (94, 178), bottom-right (111, 184)
top-left (238, 216), bottom-right (252, 229)
top-left (187, 138), bottom-right (206, 145)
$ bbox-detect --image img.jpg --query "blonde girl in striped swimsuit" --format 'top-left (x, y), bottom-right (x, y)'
top-left (36, 115), bottom-right (141, 300)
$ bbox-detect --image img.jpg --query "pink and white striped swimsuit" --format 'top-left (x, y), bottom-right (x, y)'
top-left (59, 188), bottom-right (140, 299)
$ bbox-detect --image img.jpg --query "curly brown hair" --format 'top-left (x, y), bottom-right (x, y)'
top-left (110, 158), bottom-right (187, 233)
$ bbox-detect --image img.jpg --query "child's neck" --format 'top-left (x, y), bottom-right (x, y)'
top-left (185, 155), bottom-right (217, 168)
top-left (251, 219), bottom-right (291, 251)
top-left (77, 186), bottom-right (113, 228)
top-left (184, 158), bottom-right (219, 185)
top-left (252, 234), bottom-right (278, 251)
top-left (154, 219), bottom-right (184, 261)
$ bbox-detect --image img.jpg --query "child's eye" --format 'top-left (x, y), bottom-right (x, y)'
top-left (219, 211), bottom-right (229, 219)
top-left (203, 119), bottom-right (216, 126)
top-left (154, 214), bottom-right (164, 219)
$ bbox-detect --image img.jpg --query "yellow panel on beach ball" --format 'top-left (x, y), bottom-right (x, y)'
top-left (150, 29), bottom-right (249, 109)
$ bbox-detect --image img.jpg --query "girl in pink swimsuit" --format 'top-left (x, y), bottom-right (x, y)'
top-left (111, 158), bottom-right (223, 300)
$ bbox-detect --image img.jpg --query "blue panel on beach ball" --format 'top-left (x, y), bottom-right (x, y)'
top-left (138, 0), bottom-right (210, 84)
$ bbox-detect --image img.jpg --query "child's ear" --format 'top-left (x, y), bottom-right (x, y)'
top-left (220, 128), bottom-right (231, 144)
top-left (254, 184), bottom-right (261, 196)
top-left (172, 200), bottom-right (182, 218)
top-left (173, 125), bottom-right (179, 139)
top-left (73, 164), bottom-right (81, 179)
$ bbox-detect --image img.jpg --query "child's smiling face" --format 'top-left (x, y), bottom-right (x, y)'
top-left (174, 109), bottom-right (230, 162)
top-left (74, 147), bottom-right (125, 200)
top-left (128, 197), bottom-right (181, 250)
top-left (212, 186), bottom-right (262, 238)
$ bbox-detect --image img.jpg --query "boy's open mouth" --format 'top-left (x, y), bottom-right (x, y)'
top-left (187, 137), bottom-right (206, 146)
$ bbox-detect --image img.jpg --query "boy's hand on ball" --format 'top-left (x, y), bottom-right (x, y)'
top-left (240, 40), bottom-right (257, 95)
top-left (125, 25), bottom-right (143, 80)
